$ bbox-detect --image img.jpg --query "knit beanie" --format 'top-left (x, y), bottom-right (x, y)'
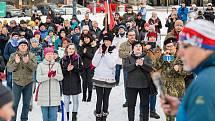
top-left (82, 25), bottom-right (89, 31)
top-left (44, 47), bottom-right (54, 57)
top-left (164, 37), bottom-right (177, 46)
top-left (103, 33), bottom-right (113, 42)
top-left (179, 20), bottom-right (215, 50)
top-left (0, 85), bottom-right (13, 108)
top-left (147, 32), bottom-right (157, 38)
top-left (18, 38), bottom-right (29, 47)
top-left (30, 37), bottom-right (39, 44)
top-left (34, 30), bottom-right (41, 36)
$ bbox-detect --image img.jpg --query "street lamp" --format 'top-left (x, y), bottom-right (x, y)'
top-left (73, 0), bottom-right (77, 15)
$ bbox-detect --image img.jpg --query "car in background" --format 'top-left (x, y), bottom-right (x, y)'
top-left (6, 5), bottom-right (23, 18)
top-left (61, 4), bottom-right (90, 15)
top-left (22, 5), bottom-right (42, 16)
top-left (87, 2), bottom-right (105, 13)
top-left (37, 3), bottom-right (64, 15)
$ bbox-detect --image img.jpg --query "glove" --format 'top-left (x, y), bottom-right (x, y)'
top-left (48, 71), bottom-right (56, 78)
top-left (52, 71), bottom-right (56, 77)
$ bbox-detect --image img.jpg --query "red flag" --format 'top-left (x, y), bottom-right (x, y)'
top-left (104, 1), bottom-right (115, 30)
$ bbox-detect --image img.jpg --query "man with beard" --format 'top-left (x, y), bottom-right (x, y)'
top-left (165, 20), bottom-right (184, 41)
top-left (18, 20), bottom-right (33, 41)
top-left (155, 37), bottom-right (186, 121)
top-left (123, 5), bottom-right (137, 23)
top-left (161, 19), bottom-right (215, 121)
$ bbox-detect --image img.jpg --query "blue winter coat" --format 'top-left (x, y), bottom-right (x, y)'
top-left (176, 53), bottom-right (215, 121)
top-left (178, 7), bottom-right (188, 22)
top-left (3, 40), bottom-right (18, 61)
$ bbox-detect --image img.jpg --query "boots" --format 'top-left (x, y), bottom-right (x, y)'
top-left (94, 111), bottom-right (102, 121)
top-left (82, 91), bottom-right (87, 102)
top-left (67, 112), bottom-right (70, 121)
top-left (72, 112), bottom-right (77, 121)
top-left (87, 91), bottom-right (92, 102)
top-left (102, 112), bottom-right (109, 121)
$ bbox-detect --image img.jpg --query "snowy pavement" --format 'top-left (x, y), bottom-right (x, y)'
top-left (15, 79), bottom-right (166, 121)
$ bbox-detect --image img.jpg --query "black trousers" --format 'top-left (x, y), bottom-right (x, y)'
top-left (95, 86), bottom-right (112, 114)
top-left (82, 68), bottom-right (93, 93)
top-left (127, 87), bottom-right (150, 121)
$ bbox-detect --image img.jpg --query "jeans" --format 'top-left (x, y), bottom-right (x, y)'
top-left (115, 64), bottom-right (122, 85)
top-left (140, 95), bottom-right (157, 113)
top-left (6, 70), bottom-right (12, 90)
top-left (12, 82), bottom-right (33, 121)
top-left (123, 70), bottom-right (128, 102)
top-left (95, 86), bottom-right (112, 113)
top-left (127, 88), bottom-right (149, 121)
top-left (41, 106), bottom-right (58, 121)
top-left (64, 94), bottom-right (79, 112)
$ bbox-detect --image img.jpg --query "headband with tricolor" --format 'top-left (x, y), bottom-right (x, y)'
top-left (179, 20), bottom-right (215, 50)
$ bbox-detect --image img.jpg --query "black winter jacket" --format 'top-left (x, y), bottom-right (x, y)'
top-left (60, 54), bottom-right (83, 95)
top-left (123, 53), bottom-right (153, 88)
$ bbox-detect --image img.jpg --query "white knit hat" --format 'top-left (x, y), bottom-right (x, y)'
top-left (82, 25), bottom-right (89, 31)
top-left (180, 20), bottom-right (215, 50)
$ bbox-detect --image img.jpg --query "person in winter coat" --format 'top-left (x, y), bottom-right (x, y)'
top-left (70, 15), bottom-right (80, 30)
top-left (54, 13), bottom-right (64, 25)
top-left (7, 39), bottom-right (37, 121)
top-left (55, 29), bottom-right (67, 50)
top-left (18, 20), bottom-right (33, 40)
top-left (78, 34), bottom-right (97, 102)
top-left (30, 37), bottom-right (43, 64)
top-left (165, 20), bottom-right (184, 41)
top-left (119, 30), bottom-right (137, 108)
top-left (60, 43), bottom-right (83, 121)
top-left (36, 47), bottom-right (63, 121)
top-left (71, 26), bottom-right (82, 49)
top-left (8, 20), bottom-right (19, 33)
top-left (90, 21), bottom-right (101, 41)
top-left (92, 34), bottom-right (117, 121)
top-left (81, 13), bottom-right (93, 30)
top-left (43, 29), bottom-right (56, 47)
top-left (203, 3), bottom-right (215, 23)
top-left (165, 12), bottom-right (178, 33)
top-left (135, 13), bottom-right (146, 33)
top-left (123, 41), bottom-right (153, 121)
top-left (58, 37), bottom-right (70, 59)
top-left (0, 51), bottom-right (5, 85)
top-left (0, 27), bottom-right (10, 60)
top-left (3, 32), bottom-right (20, 89)
top-left (148, 12), bottom-right (162, 34)
top-left (178, 2), bottom-right (188, 24)
top-left (0, 85), bottom-right (14, 121)
top-left (39, 23), bottom-right (48, 41)
top-left (112, 24), bottom-right (127, 86)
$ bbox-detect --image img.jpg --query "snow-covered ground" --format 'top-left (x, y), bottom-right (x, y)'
top-left (1, 10), bottom-right (171, 121)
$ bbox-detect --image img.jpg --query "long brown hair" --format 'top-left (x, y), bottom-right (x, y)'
top-left (64, 43), bottom-right (77, 56)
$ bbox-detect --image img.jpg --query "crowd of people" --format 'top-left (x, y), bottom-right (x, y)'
top-left (0, 2), bottom-right (215, 121)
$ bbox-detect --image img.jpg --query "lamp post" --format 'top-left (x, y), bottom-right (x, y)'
top-left (73, 0), bottom-right (77, 15)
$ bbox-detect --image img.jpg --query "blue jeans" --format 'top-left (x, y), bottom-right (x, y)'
top-left (12, 82), bottom-right (33, 121)
top-left (41, 106), bottom-right (58, 121)
top-left (6, 70), bottom-right (12, 90)
top-left (115, 64), bottom-right (122, 85)
top-left (123, 70), bottom-right (128, 102)
top-left (140, 95), bottom-right (157, 113)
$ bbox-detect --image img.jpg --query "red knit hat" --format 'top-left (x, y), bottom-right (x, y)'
top-left (147, 32), bottom-right (157, 38)
top-left (44, 47), bottom-right (54, 57)
top-left (34, 30), bottom-right (41, 36)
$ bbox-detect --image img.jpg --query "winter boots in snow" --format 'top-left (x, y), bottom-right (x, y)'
top-left (102, 112), bottom-right (109, 121)
top-left (83, 91), bottom-right (92, 102)
top-left (94, 111), bottom-right (102, 121)
top-left (87, 91), bottom-right (92, 102)
top-left (67, 112), bottom-right (77, 121)
top-left (72, 112), bottom-right (77, 121)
